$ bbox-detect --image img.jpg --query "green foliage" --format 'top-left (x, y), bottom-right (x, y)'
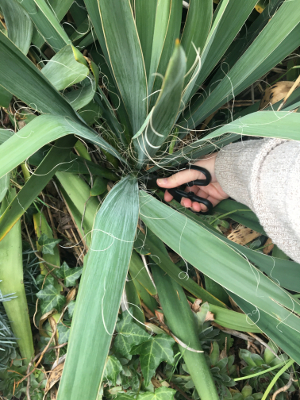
top-left (0, 1), bottom-right (300, 399)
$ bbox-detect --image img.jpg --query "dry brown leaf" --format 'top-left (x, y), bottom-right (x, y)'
top-left (263, 237), bottom-right (274, 255)
top-left (227, 225), bottom-right (260, 245)
top-left (168, 251), bottom-right (181, 264)
top-left (45, 363), bottom-right (64, 394)
top-left (48, 316), bottom-right (59, 344)
top-left (155, 310), bottom-right (165, 325)
top-left (260, 81), bottom-right (300, 109)
top-left (204, 311), bottom-right (215, 322)
top-left (38, 310), bottom-right (56, 337)
top-left (50, 386), bottom-right (58, 399)
top-left (191, 299), bottom-right (202, 313)
top-left (66, 287), bottom-right (77, 304)
top-left (151, 377), bottom-right (162, 388)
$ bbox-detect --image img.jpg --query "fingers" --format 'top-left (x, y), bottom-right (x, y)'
top-left (157, 168), bottom-right (206, 189)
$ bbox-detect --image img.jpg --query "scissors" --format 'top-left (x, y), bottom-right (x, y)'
top-left (143, 165), bottom-right (213, 214)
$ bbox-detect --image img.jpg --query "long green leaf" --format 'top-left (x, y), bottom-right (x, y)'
top-left (98, 0), bottom-right (147, 135)
top-left (16, 0), bottom-right (71, 51)
top-left (0, 115), bottom-right (124, 180)
top-left (230, 293), bottom-right (300, 366)
top-left (139, 192), bottom-right (300, 334)
top-left (135, 0), bottom-right (158, 80)
top-left (0, 31), bottom-right (78, 119)
top-left (134, 42), bottom-right (186, 166)
top-left (0, 188), bottom-right (34, 363)
top-left (152, 266), bottom-right (219, 400)
top-left (0, 136), bottom-right (77, 241)
top-left (169, 200), bottom-right (300, 293)
top-left (149, 0), bottom-right (182, 107)
top-left (167, 111), bottom-right (300, 167)
top-left (58, 176), bottom-right (139, 400)
top-left (146, 0), bottom-right (171, 93)
top-left (184, 1), bottom-right (300, 128)
top-left (1, 0), bottom-right (33, 54)
top-left (181, 0), bottom-right (212, 81)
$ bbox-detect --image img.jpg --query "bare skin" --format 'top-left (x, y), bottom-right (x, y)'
top-left (156, 153), bottom-right (229, 213)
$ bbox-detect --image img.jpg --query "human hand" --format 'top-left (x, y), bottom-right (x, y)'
top-left (156, 153), bottom-right (229, 213)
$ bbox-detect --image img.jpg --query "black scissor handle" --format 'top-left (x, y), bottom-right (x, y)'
top-left (186, 165), bottom-right (212, 187)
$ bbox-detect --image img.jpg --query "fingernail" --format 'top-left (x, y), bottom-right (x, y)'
top-left (157, 178), bottom-right (167, 185)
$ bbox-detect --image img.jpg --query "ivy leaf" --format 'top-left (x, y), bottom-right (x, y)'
top-left (38, 233), bottom-right (61, 255)
top-left (67, 300), bottom-right (76, 317)
top-left (103, 355), bottom-right (123, 386)
top-left (131, 334), bottom-right (175, 386)
top-left (113, 311), bottom-right (149, 359)
top-left (138, 387), bottom-right (176, 400)
top-left (57, 323), bottom-right (70, 344)
top-left (56, 262), bottom-right (82, 287)
top-left (36, 284), bottom-right (65, 314)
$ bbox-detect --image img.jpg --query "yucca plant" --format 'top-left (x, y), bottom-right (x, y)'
top-left (1, 0), bottom-right (300, 399)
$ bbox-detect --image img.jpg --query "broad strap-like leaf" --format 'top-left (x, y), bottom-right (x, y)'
top-left (164, 110), bottom-right (300, 168)
top-left (134, 42), bottom-right (186, 167)
top-left (16, 0), bottom-right (71, 51)
top-left (0, 30), bottom-right (78, 118)
top-left (230, 293), bottom-right (300, 366)
top-left (139, 191), bottom-right (300, 334)
top-left (184, 0), bottom-right (300, 128)
top-left (131, 334), bottom-right (175, 386)
top-left (36, 284), bottom-right (66, 314)
top-left (181, 0), bottom-right (212, 82)
top-left (57, 176), bottom-right (139, 400)
top-left (97, 0), bottom-right (147, 135)
top-left (0, 115), bottom-right (124, 180)
top-left (41, 45), bottom-right (89, 91)
top-left (113, 310), bottom-right (149, 359)
top-left (1, 0), bottom-right (33, 54)
top-left (135, 0), bottom-right (158, 79)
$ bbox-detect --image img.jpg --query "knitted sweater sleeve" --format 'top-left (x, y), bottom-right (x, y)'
top-left (215, 138), bottom-right (300, 263)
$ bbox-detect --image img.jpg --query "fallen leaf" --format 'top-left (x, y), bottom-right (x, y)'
top-left (155, 310), bottom-right (165, 325)
top-left (191, 299), bottom-right (202, 313)
top-left (263, 237), bottom-right (274, 255)
top-left (45, 363), bottom-right (64, 394)
top-left (260, 81), bottom-right (299, 109)
top-left (204, 311), bottom-right (215, 322)
top-left (227, 225), bottom-right (260, 245)
top-left (50, 386), bottom-right (58, 399)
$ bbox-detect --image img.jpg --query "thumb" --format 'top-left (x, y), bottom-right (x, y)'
top-left (157, 168), bottom-right (206, 188)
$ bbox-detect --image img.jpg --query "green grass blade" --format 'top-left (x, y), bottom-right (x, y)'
top-left (0, 31), bottom-right (78, 118)
top-left (41, 45), bottom-right (89, 91)
top-left (135, 0), bottom-right (158, 79)
top-left (134, 42), bottom-right (186, 166)
top-left (1, 0), bottom-right (33, 54)
top-left (181, 0), bottom-right (212, 83)
top-left (57, 176), bottom-right (139, 400)
top-left (98, 0), bottom-right (147, 135)
top-left (0, 188), bottom-right (34, 363)
top-left (139, 191), bottom-right (300, 334)
top-left (0, 136), bottom-right (77, 241)
top-left (129, 251), bottom-right (157, 296)
top-left (17, 0), bottom-right (71, 51)
top-left (152, 266), bottom-right (219, 400)
top-left (0, 115), bottom-right (125, 180)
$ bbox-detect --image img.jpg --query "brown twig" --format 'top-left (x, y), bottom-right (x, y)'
top-left (271, 371), bottom-right (294, 400)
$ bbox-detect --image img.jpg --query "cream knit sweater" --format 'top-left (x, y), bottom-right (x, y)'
top-left (215, 138), bottom-right (300, 263)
